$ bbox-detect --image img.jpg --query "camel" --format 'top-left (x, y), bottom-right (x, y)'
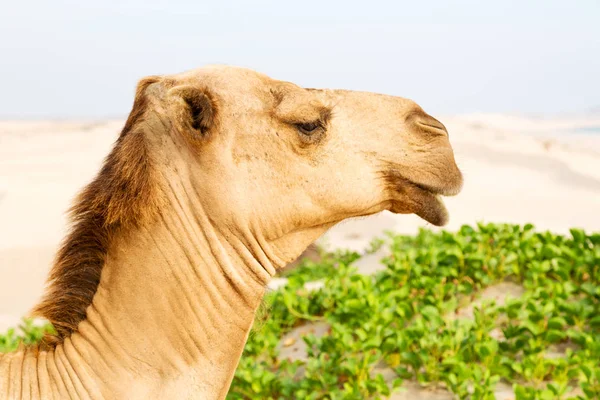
top-left (0, 65), bottom-right (463, 399)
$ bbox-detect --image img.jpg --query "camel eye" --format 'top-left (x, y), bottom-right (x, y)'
top-left (295, 121), bottom-right (321, 135)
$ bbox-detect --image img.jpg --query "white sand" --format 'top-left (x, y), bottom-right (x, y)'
top-left (1, 115), bottom-right (600, 331)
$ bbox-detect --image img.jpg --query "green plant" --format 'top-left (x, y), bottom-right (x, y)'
top-left (229, 224), bottom-right (599, 399)
top-left (0, 319), bottom-right (54, 352)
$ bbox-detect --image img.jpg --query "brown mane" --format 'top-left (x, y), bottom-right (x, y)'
top-left (32, 77), bottom-right (164, 345)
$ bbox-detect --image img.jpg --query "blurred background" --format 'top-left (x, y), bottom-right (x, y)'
top-left (2, 0), bottom-right (600, 318)
top-left (1, 0), bottom-right (599, 118)
top-left (1, 2), bottom-right (599, 397)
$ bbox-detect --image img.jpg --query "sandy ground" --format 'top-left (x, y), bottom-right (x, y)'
top-left (1, 115), bottom-right (600, 330)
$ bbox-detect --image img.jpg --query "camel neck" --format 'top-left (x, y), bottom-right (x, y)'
top-left (85, 190), bottom-right (271, 399)
top-left (1, 193), bottom-right (271, 399)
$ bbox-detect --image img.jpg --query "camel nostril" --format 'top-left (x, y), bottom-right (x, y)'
top-left (417, 120), bottom-right (448, 136)
top-left (405, 109), bottom-right (448, 136)
top-left (413, 118), bottom-right (449, 139)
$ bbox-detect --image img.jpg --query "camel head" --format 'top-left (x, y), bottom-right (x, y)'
top-left (20, 66), bottom-right (464, 396)
top-left (143, 66), bottom-right (463, 267)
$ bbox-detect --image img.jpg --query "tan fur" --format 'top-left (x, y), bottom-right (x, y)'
top-left (1, 65), bottom-right (462, 399)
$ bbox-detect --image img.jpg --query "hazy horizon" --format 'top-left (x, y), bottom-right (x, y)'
top-left (1, 1), bottom-right (599, 118)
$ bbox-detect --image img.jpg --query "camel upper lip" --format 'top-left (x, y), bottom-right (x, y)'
top-left (410, 180), bottom-right (458, 197)
top-left (384, 166), bottom-right (463, 198)
top-left (410, 181), bottom-right (441, 195)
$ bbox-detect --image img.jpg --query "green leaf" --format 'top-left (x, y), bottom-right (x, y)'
top-left (547, 316), bottom-right (567, 330)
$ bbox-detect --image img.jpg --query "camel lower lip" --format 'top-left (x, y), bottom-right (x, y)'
top-left (390, 184), bottom-right (450, 226)
top-left (417, 193), bottom-right (449, 226)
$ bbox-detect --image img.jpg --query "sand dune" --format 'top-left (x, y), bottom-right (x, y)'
top-left (1, 115), bottom-right (599, 331)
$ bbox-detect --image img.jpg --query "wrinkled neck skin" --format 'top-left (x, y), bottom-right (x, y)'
top-left (0, 133), bottom-right (317, 399)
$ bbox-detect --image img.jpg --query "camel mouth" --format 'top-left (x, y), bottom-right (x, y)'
top-left (385, 169), bottom-right (462, 226)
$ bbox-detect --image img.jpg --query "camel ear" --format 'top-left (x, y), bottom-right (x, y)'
top-left (170, 86), bottom-right (216, 137)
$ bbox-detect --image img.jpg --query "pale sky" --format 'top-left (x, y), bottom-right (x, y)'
top-left (1, 0), bottom-right (599, 118)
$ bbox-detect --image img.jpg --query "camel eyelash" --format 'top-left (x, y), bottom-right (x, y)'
top-left (294, 109), bottom-right (332, 131)
top-left (294, 120), bottom-right (323, 135)
top-left (292, 120), bottom-right (327, 147)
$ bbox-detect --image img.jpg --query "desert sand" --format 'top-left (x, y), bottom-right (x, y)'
top-left (1, 114), bottom-right (600, 332)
